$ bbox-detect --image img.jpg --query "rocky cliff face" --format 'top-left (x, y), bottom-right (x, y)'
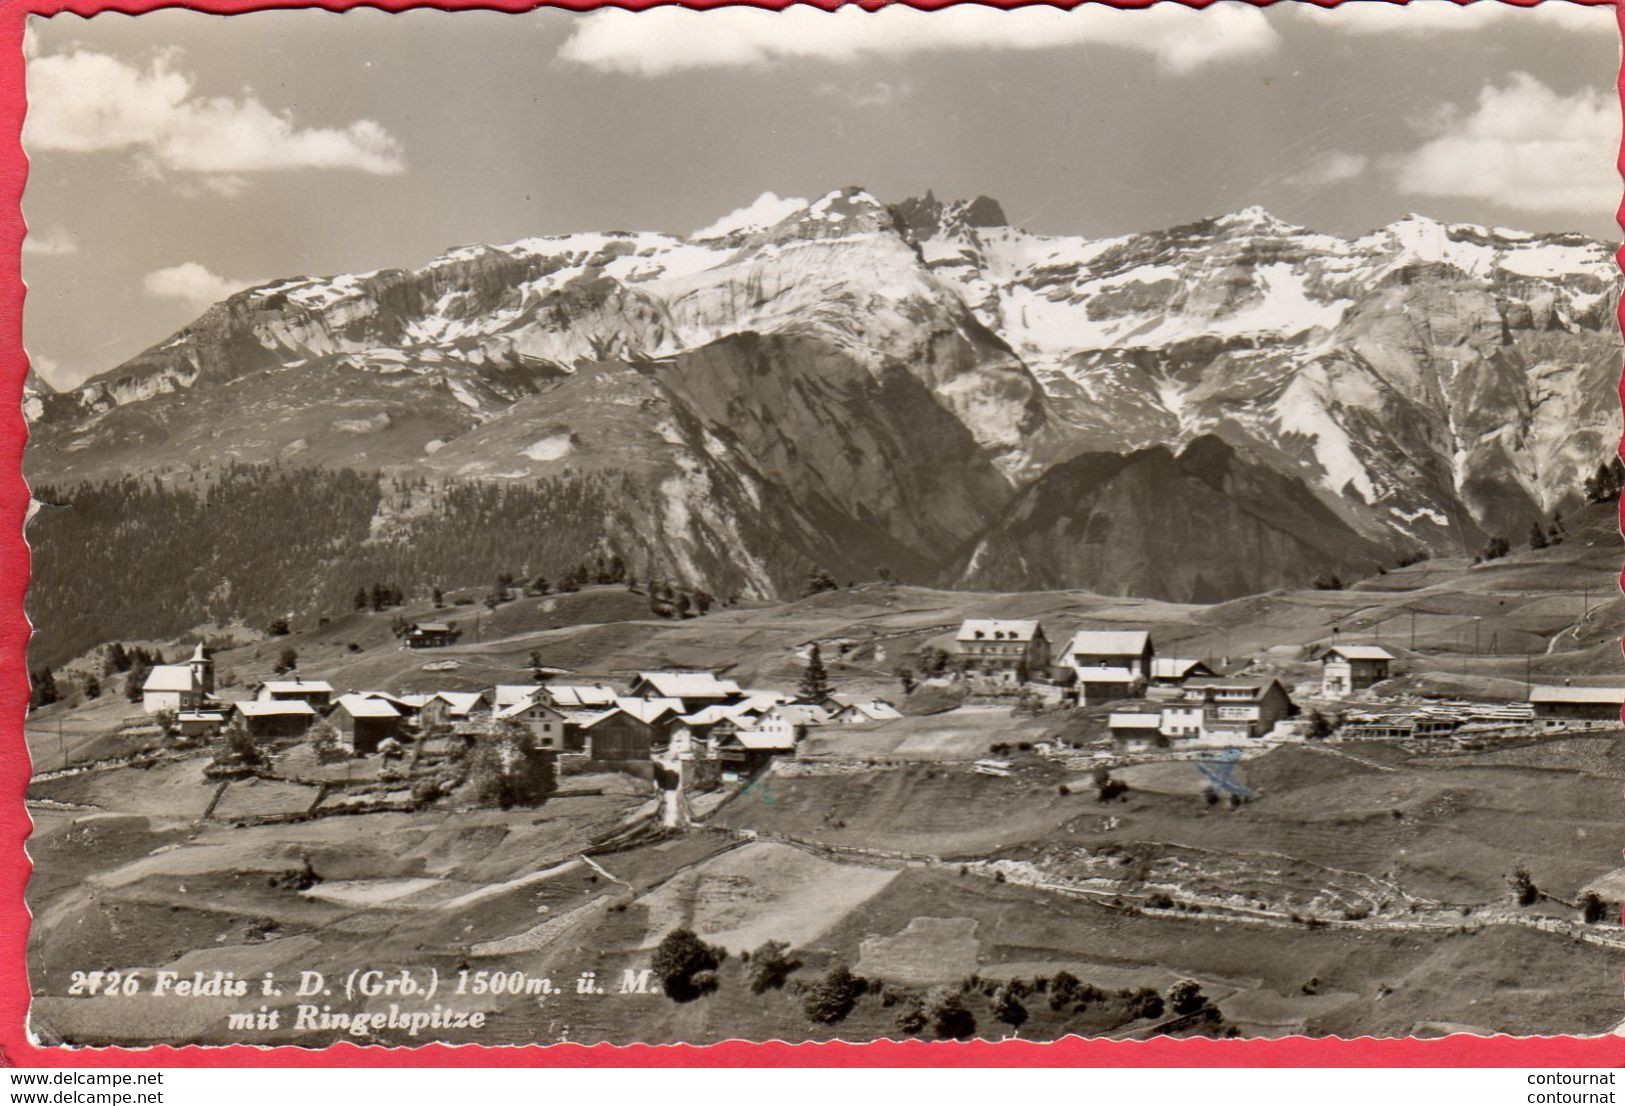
top-left (24, 187), bottom-right (1621, 612)
top-left (907, 201), bottom-right (1620, 552)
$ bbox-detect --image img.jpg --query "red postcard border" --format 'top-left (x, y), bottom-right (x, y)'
top-left (0, 0), bottom-right (1621, 1069)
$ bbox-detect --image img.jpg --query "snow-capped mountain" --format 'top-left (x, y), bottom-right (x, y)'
top-left (24, 187), bottom-right (1621, 616)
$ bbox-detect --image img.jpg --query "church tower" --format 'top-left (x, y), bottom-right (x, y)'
top-left (188, 642), bottom-right (215, 697)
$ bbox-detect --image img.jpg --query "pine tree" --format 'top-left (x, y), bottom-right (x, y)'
top-left (798, 643), bottom-right (834, 703)
top-left (353, 587), bottom-right (368, 610)
top-left (1529, 522), bottom-right (1549, 550)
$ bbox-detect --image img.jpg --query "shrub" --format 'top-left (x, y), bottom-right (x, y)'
top-left (926, 987), bottom-right (976, 1040)
top-left (992, 984), bottom-right (1028, 1032)
top-left (463, 719), bottom-right (557, 809)
top-left (1167, 979), bottom-right (1206, 1016)
top-left (1581, 891), bottom-right (1608, 924)
top-left (895, 1003), bottom-right (928, 1035)
top-left (1510, 866), bottom-right (1539, 907)
top-left (747, 940), bottom-right (801, 995)
top-left (1124, 987), bottom-right (1164, 1021)
top-left (651, 928), bottom-right (723, 1001)
top-left (803, 963), bottom-right (865, 1024)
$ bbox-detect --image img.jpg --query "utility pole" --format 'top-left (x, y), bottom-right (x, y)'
top-left (1410, 609), bottom-right (1417, 651)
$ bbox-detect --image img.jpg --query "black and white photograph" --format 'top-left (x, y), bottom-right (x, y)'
top-left (17, 0), bottom-right (1625, 1048)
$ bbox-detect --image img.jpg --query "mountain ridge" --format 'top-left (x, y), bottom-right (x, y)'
top-left (23, 186), bottom-right (1621, 658)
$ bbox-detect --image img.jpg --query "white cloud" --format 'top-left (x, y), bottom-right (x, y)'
top-left (1283, 151), bottom-right (1369, 188)
top-left (22, 227), bottom-right (78, 256)
top-left (24, 48), bottom-right (406, 182)
top-left (558, 3), bottom-right (1280, 78)
top-left (692, 191), bottom-right (810, 239)
top-left (142, 262), bottom-right (265, 311)
top-left (1293, 0), bottom-right (1610, 35)
top-left (1391, 73), bottom-right (1618, 214)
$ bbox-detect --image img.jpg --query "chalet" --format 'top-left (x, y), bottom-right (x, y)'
top-left (406, 622), bottom-right (459, 649)
top-left (1107, 711), bottom-right (1162, 747)
top-left (1528, 686), bottom-right (1625, 728)
top-left (233, 699), bottom-right (315, 741)
top-left (330, 694), bottom-right (403, 754)
top-left (555, 708), bottom-right (612, 752)
top-left (716, 730), bottom-right (796, 774)
top-left (173, 709), bottom-right (226, 739)
top-left (629, 671), bottom-right (743, 711)
top-left (494, 696), bottom-right (567, 751)
top-left (1158, 703), bottom-right (1205, 740)
top-left (357, 691), bottom-right (433, 730)
top-left (1184, 677), bottom-right (1293, 739)
top-left (434, 690), bottom-right (492, 729)
top-left (141, 644), bottom-right (214, 715)
top-left (542, 684), bottom-right (620, 711)
top-left (1065, 630), bottom-right (1154, 680)
top-left (829, 697), bottom-right (903, 725)
top-left (1149, 658), bottom-right (1215, 687)
top-left (955, 620), bottom-right (1051, 685)
top-left (256, 679), bottom-right (334, 710)
top-left (583, 698), bottom-right (682, 761)
top-left (1321, 645), bottom-right (1395, 697)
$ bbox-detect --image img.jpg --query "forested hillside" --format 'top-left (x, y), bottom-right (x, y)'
top-left (26, 464), bottom-right (641, 668)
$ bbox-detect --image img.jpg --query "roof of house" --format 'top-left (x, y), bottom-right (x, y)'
top-left (411, 622), bottom-right (454, 634)
top-left (633, 671), bottom-right (743, 699)
top-left (176, 710), bottom-right (226, 722)
top-left (334, 694), bottom-right (401, 719)
top-left (1108, 712), bottom-right (1162, 729)
top-left (956, 619), bottom-right (1043, 643)
top-left (260, 680), bottom-right (335, 695)
top-left (1325, 645), bottom-right (1396, 661)
top-left (435, 690), bottom-right (488, 714)
top-left (544, 684), bottom-right (619, 708)
top-left (678, 704), bottom-right (744, 726)
top-left (234, 700), bottom-right (316, 718)
top-left (726, 731), bottom-right (798, 751)
top-left (495, 697), bottom-right (563, 721)
top-left (1066, 630), bottom-right (1151, 656)
top-left (608, 697), bottom-right (685, 725)
top-left (493, 684), bottom-right (545, 707)
top-left (1075, 667), bottom-right (1138, 683)
top-left (833, 698), bottom-right (903, 721)
top-left (142, 665), bottom-right (197, 693)
top-left (1529, 686), bottom-right (1625, 705)
top-left (559, 707), bottom-right (616, 728)
top-left (1150, 658), bottom-right (1208, 680)
top-left (1185, 677), bottom-right (1282, 699)
top-left (771, 703), bottom-right (831, 726)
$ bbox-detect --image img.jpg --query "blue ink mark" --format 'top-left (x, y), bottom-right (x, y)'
top-left (1195, 748), bottom-right (1256, 799)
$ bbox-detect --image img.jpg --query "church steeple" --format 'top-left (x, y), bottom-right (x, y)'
top-left (189, 642), bottom-right (214, 696)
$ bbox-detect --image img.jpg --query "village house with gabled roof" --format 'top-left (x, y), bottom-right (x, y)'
top-left (330, 693), bottom-right (402, 754)
top-left (829, 697), bottom-right (903, 725)
top-left (406, 622), bottom-right (459, 649)
top-left (1320, 645), bottom-right (1395, 697)
top-left (233, 699), bottom-right (315, 741)
top-left (1528, 686), bottom-right (1625, 728)
top-left (1065, 630), bottom-right (1154, 675)
top-left (583, 697), bottom-right (684, 763)
top-left (1183, 677), bottom-right (1293, 739)
top-left (954, 619), bottom-right (1051, 687)
top-left (494, 695), bottom-right (567, 750)
top-left (255, 678), bottom-right (334, 709)
top-left (141, 643), bottom-right (214, 715)
top-left (629, 671), bottom-right (743, 710)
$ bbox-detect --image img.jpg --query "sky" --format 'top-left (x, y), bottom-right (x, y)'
top-left (20, 1), bottom-right (1623, 390)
